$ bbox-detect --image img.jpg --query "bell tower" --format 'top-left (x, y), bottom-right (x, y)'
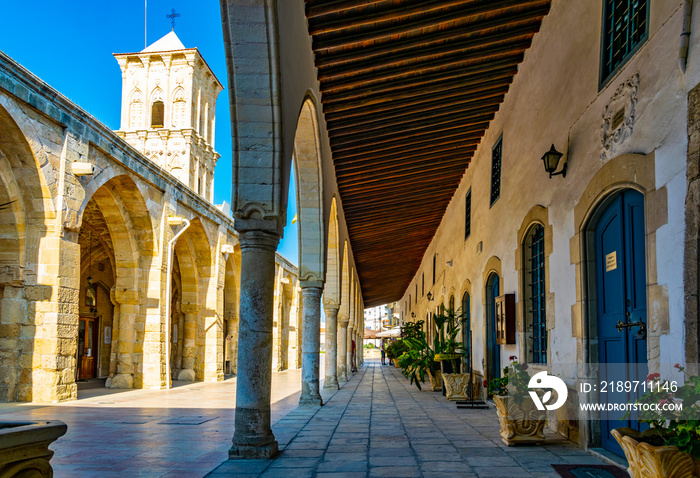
top-left (114, 31), bottom-right (223, 201)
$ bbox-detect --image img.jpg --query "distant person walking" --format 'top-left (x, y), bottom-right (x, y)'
top-left (351, 338), bottom-right (357, 373)
top-left (381, 340), bottom-right (386, 365)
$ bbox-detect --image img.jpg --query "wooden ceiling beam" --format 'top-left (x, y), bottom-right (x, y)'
top-left (339, 179), bottom-right (462, 200)
top-left (322, 66), bottom-right (516, 113)
top-left (334, 135), bottom-right (484, 161)
top-left (333, 148), bottom-right (474, 174)
top-left (317, 27), bottom-right (539, 82)
top-left (337, 163), bottom-right (469, 189)
top-left (314, 10), bottom-right (547, 68)
top-left (310, 0), bottom-right (549, 50)
top-left (333, 137), bottom-right (480, 164)
top-left (325, 79), bottom-right (511, 122)
top-left (307, 0), bottom-right (467, 21)
top-left (319, 43), bottom-right (531, 91)
top-left (332, 131), bottom-right (483, 163)
top-left (327, 90), bottom-right (506, 133)
top-left (330, 119), bottom-right (487, 152)
top-left (322, 55), bottom-right (522, 97)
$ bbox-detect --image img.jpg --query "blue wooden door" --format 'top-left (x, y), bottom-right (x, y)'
top-left (487, 274), bottom-right (500, 380)
top-left (595, 190), bottom-right (648, 456)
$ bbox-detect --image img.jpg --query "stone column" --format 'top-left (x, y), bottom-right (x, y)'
top-left (299, 283), bottom-right (323, 406)
top-left (105, 290), bottom-right (120, 386)
top-left (337, 314), bottom-right (349, 383)
top-left (347, 323), bottom-right (355, 374)
top-left (177, 307), bottom-right (198, 381)
top-left (109, 288), bottom-right (140, 389)
top-left (226, 313), bottom-right (238, 374)
top-left (229, 230), bottom-right (280, 459)
top-left (323, 304), bottom-right (339, 390)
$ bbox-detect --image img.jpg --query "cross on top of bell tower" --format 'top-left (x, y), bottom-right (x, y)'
top-left (166, 9), bottom-right (180, 31)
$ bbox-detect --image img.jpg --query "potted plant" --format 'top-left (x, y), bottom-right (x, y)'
top-left (614, 364), bottom-right (700, 477)
top-left (395, 321), bottom-right (443, 392)
top-left (433, 308), bottom-right (469, 400)
top-left (488, 356), bottom-right (546, 446)
top-left (386, 340), bottom-right (407, 368)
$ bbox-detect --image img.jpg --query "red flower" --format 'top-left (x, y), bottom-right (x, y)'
top-left (646, 373), bottom-right (661, 381)
top-left (509, 355), bottom-right (518, 361)
top-left (674, 363), bottom-right (681, 369)
top-left (483, 379), bottom-right (488, 387)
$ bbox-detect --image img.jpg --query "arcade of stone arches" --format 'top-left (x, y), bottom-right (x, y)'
top-left (0, 57), bottom-right (366, 404)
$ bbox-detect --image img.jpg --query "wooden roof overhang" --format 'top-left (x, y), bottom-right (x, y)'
top-left (305, 0), bottom-right (551, 307)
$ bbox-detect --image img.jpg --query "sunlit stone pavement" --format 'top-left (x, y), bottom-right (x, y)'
top-left (209, 360), bottom-right (615, 478)
top-left (0, 359), bottom-right (618, 477)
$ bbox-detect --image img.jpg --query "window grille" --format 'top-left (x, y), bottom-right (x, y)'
top-left (601, 0), bottom-right (648, 83)
top-left (465, 189), bottom-right (472, 239)
top-left (490, 137), bottom-right (502, 206)
top-left (529, 225), bottom-right (547, 364)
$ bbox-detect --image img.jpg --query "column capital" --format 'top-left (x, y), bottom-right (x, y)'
top-left (323, 299), bottom-right (340, 312)
top-left (238, 229), bottom-right (280, 251)
top-left (300, 280), bottom-right (324, 290)
top-left (338, 313), bottom-right (349, 325)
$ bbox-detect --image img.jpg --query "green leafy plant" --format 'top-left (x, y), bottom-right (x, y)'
top-left (432, 308), bottom-right (465, 372)
top-left (623, 364), bottom-right (700, 459)
top-left (385, 340), bottom-right (408, 360)
top-left (487, 356), bottom-right (532, 404)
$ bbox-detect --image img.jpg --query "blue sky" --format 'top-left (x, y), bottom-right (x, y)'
top-left (0, 0), bottom-right (298, 263)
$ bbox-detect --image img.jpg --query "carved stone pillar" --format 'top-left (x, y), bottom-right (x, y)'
top-left (177, 305), bottom-right (198, 381)
top-left (347, 323), bottom-right (355, 374)
top-left (108, 288), bottom-right (140, 389)
top-left (323, 304), bottom-right (339, 390)
top-left (229, 230), bottom-right (280, 459)
top-left (299, 283), bottom-right (323, 406)
top-left (337, 314), bottom-right (349, 383)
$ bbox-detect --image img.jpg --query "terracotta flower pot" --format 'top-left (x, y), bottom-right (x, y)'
top-left (442, 373), bottom-right (471, 400)
top-left (493, 395), bottom-right (546, 446)
top-left (427, 370), bottom-right (442, 392)
top-left (612, 427), bottom-right (700, 478)
top-left (0, 421), bottom-right (67, 477)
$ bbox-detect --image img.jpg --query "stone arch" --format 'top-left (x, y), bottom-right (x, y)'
top-left (339, 241), bottom-right (350, 319)
top-left (482, 256), bottom-right (502, 384)
top-left (172, 217), bottom-right (214, 382)
top-left (514, 205), bottom-right (554, 366)
top-left (223, 251), bottom-right (240, 375)
top-left (293, 96), bottom-right (325, 283)
top-left (77, 174), bottom-right (155, 390)
top-left (323, 196), bottom-right (341, 306)
top-left (570, 153), bottom-right (659, 373)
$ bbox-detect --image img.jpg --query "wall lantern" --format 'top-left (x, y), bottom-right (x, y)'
top-left (427, 292), bottom-right (434, 301)
top-left (541, 144), bottom-right (566, 178)
top-left (411, 312), bottom-right (416, 318)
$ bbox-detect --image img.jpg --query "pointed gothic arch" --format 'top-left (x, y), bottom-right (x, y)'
top-left (293, 97), bottom-right (325, 283)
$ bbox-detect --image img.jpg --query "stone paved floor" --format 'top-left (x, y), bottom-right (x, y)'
top-left (1, 359), bottom-right (621, 477)
top-left (0, 367), bottom-right (333, 478)
top-left (210, 360), bottom-right (618, 478)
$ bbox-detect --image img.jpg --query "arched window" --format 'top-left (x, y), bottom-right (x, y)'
top-left (172, 88), bottom-right (186, 127)
top-left (448, 294), bottom-right (455, 313)
top-left (151, 101), bottom-right (164, 128)
top-left (128, 90), bottom-right (143, 129)
top-left (524, 224), bottom-right (547, 364)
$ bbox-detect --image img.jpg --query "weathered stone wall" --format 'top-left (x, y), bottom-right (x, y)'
top-left (0, 51), bottom-right (307, 402)
top-left (686, 83), bottom-right (700, 371)
top-left (397, 0), bottom-right (698, 446)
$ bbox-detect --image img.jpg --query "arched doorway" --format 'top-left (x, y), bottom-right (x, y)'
top-left (588, 189), bottom-right (648, 456)
top-left (223, 254), bottom-right (239, 375)
top-left (461, 291), bottom-right (471, 373)
top-left (485, 273), bottom-right (500, 382)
